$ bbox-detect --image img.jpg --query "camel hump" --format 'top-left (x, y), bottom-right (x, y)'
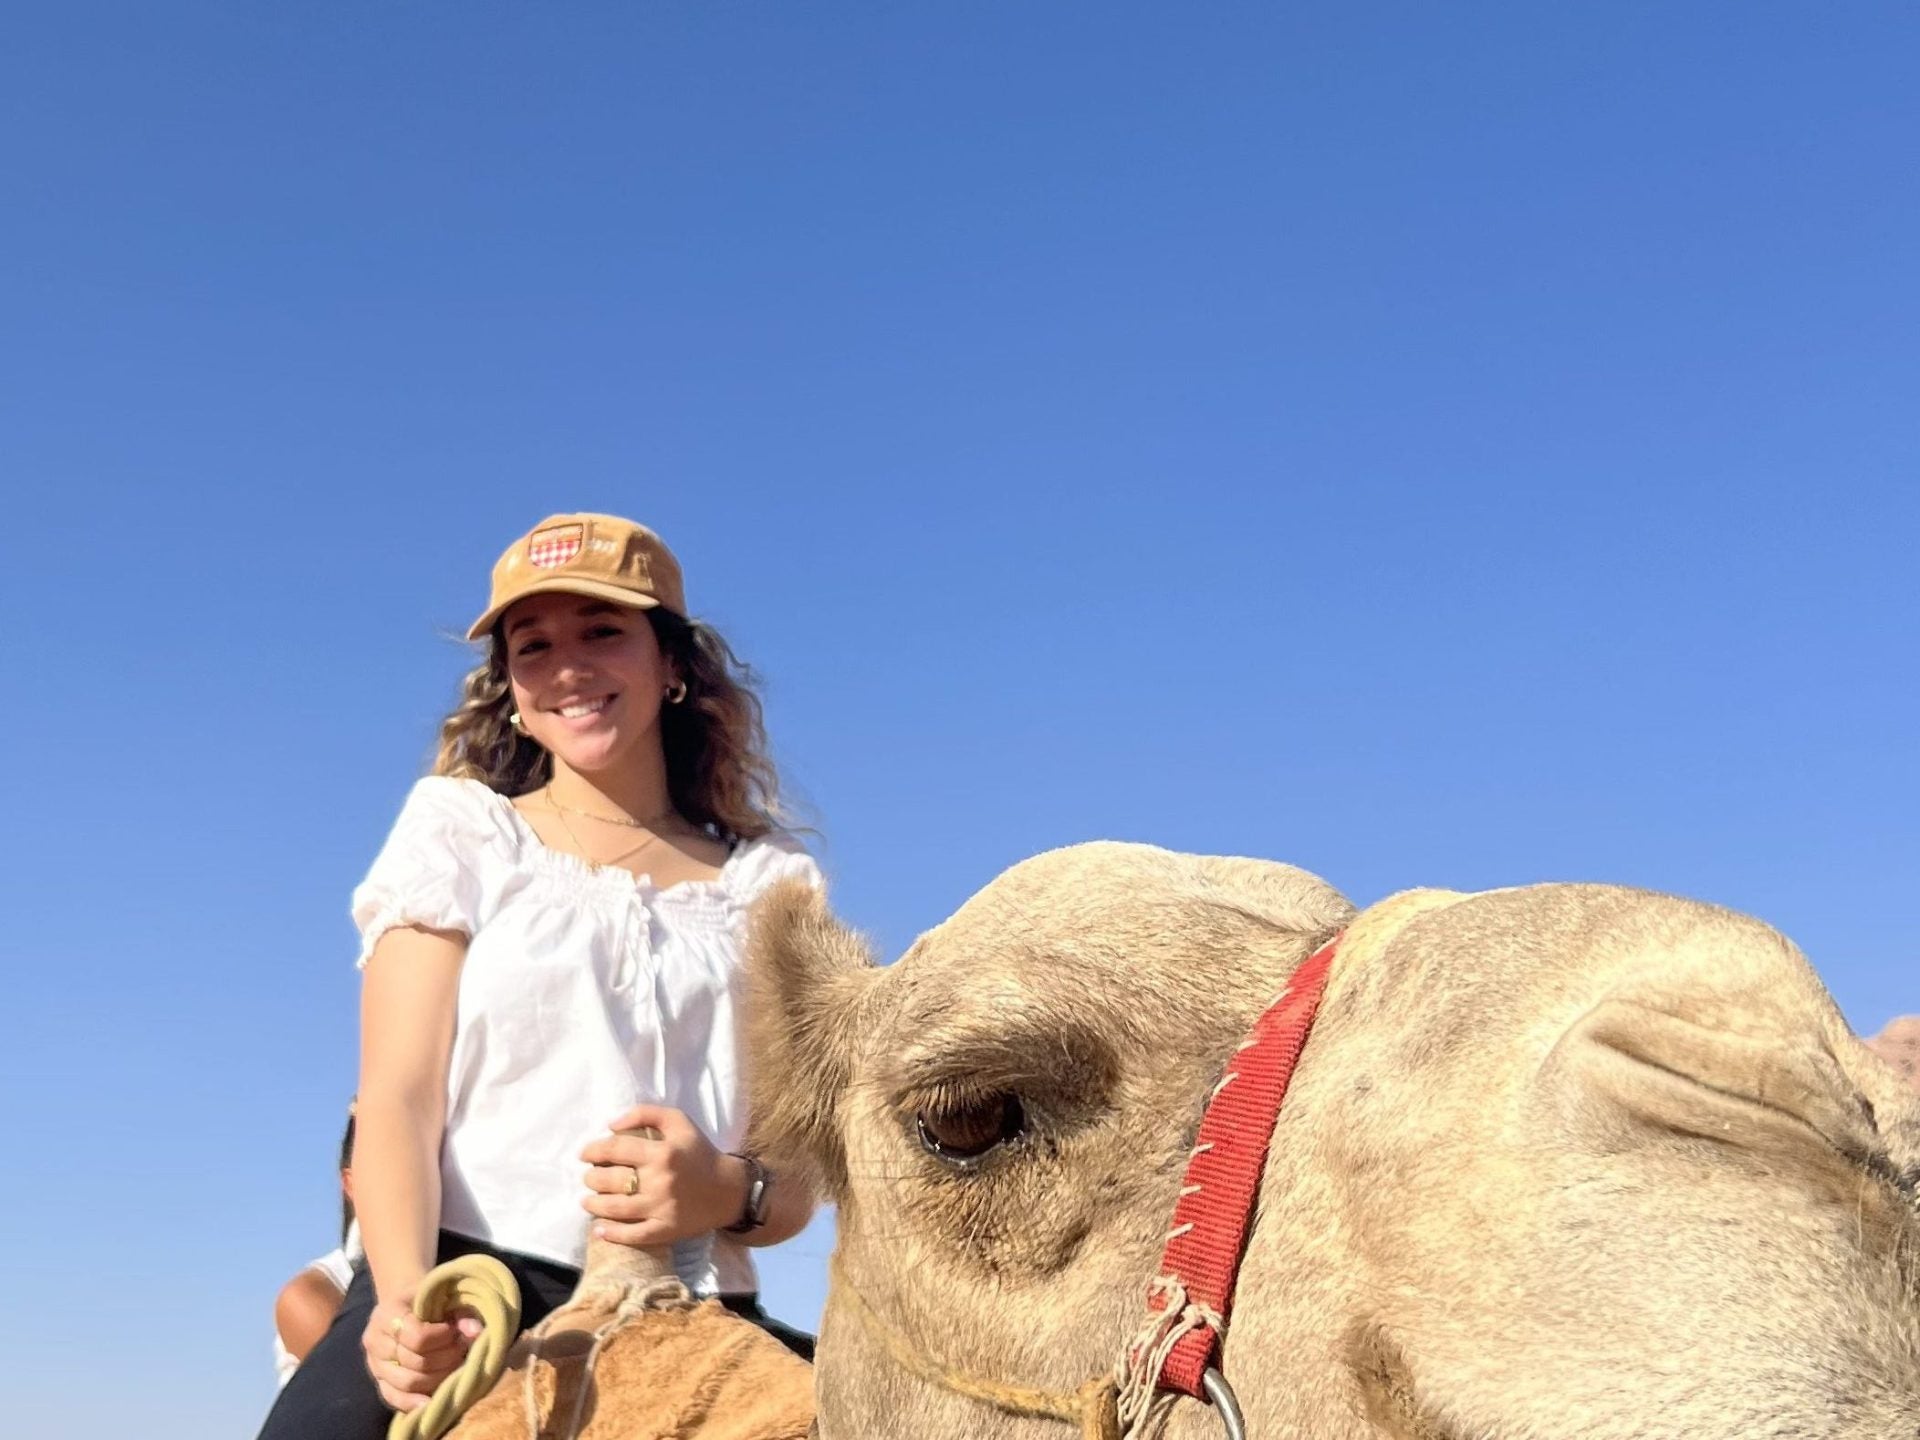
top-left (1866, 1014), bottom-right (1920, 1089)
top-left (1333, 888), bottom-right (1478, 982)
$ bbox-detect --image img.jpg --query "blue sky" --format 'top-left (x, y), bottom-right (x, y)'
top-left (1, 5), bottom-right (1914, 1435)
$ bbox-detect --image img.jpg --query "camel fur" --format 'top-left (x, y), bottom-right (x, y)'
top-left (444, 1234), bottom-right (812, 1440)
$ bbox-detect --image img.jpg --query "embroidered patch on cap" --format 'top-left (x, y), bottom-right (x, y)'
top-left (527, 524), bottom-right (584, 568)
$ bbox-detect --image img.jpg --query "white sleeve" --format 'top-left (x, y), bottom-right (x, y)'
top-left (728, 830), bottom-right (824, 907)
top-left (349, 777), bottom-right (502, 967)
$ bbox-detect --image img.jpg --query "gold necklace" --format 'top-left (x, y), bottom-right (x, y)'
top-left (547, 794), bottom-right (666, 872)
top-left (543, 782), bottom-right (676, 831)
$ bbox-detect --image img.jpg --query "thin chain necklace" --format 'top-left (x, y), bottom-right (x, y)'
top-left (545, 787), bottom-right (668, 872)
top-left (543, 781), bottom-right (676, 831)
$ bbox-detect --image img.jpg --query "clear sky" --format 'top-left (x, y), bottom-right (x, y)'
top-left (2, 5), bottom-right (1914, 1435)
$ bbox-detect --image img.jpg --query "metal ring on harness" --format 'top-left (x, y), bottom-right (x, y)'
top-left (1200, 1367), bottom-right (1247, 1440)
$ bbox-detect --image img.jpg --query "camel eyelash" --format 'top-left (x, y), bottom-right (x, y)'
top-left (896, 1080), bottom-right (1119, 1184)
top-left (894, 1078), bottom-right (1022, 1125)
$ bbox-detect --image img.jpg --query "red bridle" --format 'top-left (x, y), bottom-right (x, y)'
top-left (828, 932), bottom-right (1345, 1440)
top-left (1116, 934), bottom-right (1343, 1435)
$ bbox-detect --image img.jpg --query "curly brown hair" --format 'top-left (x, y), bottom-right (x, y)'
top-left (431, 607), bottom-right (784, 845)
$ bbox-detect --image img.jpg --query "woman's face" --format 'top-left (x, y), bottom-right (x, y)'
top-left (501, 592), bottom-right (673, 777)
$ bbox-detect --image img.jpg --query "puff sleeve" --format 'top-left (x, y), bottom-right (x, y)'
top-left (349, 777), bottom-right (507, 967)
top-left (725, 830), bottom-right (824, 908)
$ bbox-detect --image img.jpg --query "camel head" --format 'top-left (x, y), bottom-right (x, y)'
top-left (745, 845), bottom-right (1920, 1439)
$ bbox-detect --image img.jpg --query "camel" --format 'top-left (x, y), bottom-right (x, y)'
top-left (406, 1198), bottom-right (813, 1440)
top-left (743, 843), bottom-right (1920, 1439)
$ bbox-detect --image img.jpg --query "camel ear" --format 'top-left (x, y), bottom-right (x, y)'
top-left (1191, 855), bottom-right (1355, 936)
top-left (742, 878), bottom-right (880, 1198)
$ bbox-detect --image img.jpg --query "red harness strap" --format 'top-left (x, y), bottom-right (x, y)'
top-left (1141, 934), bottom-right (1341, 1400)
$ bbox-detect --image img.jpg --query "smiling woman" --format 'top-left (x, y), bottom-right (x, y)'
top-left (257, 513), bottom-right (824, 1440)
top-left (432, 523), bottom-right (779, 850)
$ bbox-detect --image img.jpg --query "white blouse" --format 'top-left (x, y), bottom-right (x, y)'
top-left (351, 776), bottom-right (819, 1289)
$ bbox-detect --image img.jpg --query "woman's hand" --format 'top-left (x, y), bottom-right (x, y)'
top-left (360, 1290), bottom-right (482, 1413)
top-left (581, 1103), bottom-right (748, 1247)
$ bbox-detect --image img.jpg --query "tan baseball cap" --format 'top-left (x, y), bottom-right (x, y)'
top-left (466, 513), bottom-right (688, 640)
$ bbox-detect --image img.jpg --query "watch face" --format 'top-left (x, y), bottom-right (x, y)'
top-left (748, 1163), bottom-right (774, 1226)
top-left (728, 1155), bottom-right (773, 1232)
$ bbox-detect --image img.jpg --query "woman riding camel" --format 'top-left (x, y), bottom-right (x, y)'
top-left (258, 513), bottom-right (820, 1440)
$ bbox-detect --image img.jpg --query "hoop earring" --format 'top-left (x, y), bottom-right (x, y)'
top-left (664, 681), bottom-right (688, 706)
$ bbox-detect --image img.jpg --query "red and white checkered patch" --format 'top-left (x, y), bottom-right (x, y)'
top-left (527, 525), bottom-right (584, 568)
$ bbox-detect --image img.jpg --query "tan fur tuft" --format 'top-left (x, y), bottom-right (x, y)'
top-left (1322, 886), bottom-right (1474, 1006)
top-left (742, 878), bottom-right (880, 1195)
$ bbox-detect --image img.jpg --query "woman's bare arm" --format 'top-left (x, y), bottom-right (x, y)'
top-left (275, 1268), bottom-right (347, 1362)
top-left (355, 922), bottom-right (465, 1303)
top-left (353, 924), bottom-right (477, 1413)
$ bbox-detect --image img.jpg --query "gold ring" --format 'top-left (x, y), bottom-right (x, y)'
top-left (624, 1165), bottom-right (640, 1196)
top-left (389, 1314), bottom-right (405, 1337)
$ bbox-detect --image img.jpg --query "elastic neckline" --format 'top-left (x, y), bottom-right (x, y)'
top-left (485, 785), bottom-right (749, 899)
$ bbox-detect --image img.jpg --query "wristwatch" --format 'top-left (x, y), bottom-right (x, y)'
top-left (723, 1153), bottom-right (773, 1234)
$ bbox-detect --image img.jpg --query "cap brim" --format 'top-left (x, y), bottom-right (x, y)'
top-left (466, 579), bottom-right (663, 640)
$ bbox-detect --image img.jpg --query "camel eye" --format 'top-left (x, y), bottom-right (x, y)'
top-left (916, 1093), bottom-right (1027, 1165)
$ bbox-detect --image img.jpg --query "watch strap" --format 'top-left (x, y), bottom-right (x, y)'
top-left (723, 1152), bottom-right (772, 1234)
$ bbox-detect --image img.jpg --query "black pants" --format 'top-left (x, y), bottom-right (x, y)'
top-left (258, 1231), bottom-right (813, 1440)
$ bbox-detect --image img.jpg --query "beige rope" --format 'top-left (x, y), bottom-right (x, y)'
top-left (829, 1255), bottom-right (1121, 1440)
top-left (829, 1259), bottom-right (1240, 1440)
top-left (388, 1254), bottom-right (522, 1440)
top-left (1115, 1276), bottom-right (1224, 1440)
